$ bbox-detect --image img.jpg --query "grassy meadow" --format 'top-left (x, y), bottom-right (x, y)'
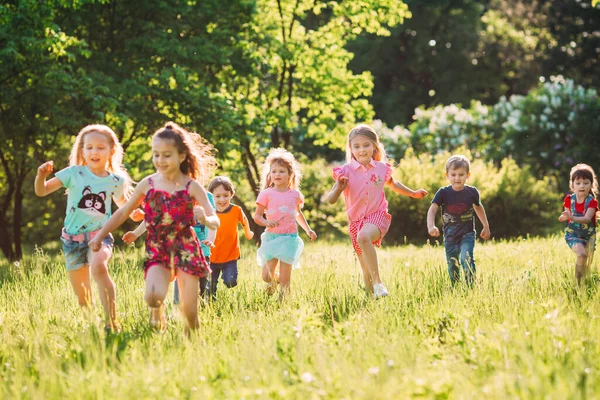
top-left (1, 236), bottom-right (600, 399)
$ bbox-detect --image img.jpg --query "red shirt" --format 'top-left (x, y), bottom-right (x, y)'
top-left (563, 195), bottom-right (598, 226)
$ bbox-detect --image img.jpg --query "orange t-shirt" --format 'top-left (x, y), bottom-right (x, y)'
top-left (211, 204), bottom-right (245, 264)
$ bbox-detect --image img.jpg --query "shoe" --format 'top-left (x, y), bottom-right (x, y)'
top-left (373, 283), bottom-right (389, 299)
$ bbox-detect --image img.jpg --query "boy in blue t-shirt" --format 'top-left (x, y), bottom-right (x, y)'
top-left (427, 155), bottom-right (491, 286)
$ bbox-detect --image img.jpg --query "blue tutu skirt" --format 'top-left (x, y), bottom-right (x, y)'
top-left (257, 232), bottom-right (304, 269)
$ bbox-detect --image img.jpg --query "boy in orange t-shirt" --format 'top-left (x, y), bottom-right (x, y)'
top-left (207, 176), bottom-right (254, 297)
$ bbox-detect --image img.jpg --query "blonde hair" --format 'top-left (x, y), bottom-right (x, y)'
top-left (346, 124), bottom-right (387, 163)
top-left (569, 163), bottom-right (599, 198)
top-left (153, 122), bottom-right (217, 184)
top-left (69, 124), bottom-right (134, 195)
top-left (446, 155), bottom-right (471, 173)
top-left (260, 148), bottom-right (302, 190)
top-left (208, 176), bottom-right (235, 195)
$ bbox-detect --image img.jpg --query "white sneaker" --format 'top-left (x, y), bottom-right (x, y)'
top-left (373, 283), bottom-right (389, 299)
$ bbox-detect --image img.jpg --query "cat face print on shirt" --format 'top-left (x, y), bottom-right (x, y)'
top-left (77, 186), bottom-right (107, 216)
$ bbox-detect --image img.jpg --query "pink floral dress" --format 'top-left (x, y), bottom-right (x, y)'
top-left (142, 177), bottom-right (209, 278)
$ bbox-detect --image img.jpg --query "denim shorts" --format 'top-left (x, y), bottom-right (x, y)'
top-left (60, 232), bottom-right (114, 272)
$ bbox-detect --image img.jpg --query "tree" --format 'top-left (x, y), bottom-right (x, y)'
top-left (0, 0), bottom-right (93, 261)
top-left (212, 0), bottom-right (411, 200)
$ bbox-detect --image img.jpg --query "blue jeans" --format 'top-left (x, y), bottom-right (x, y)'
top-left (444, 232), bottom-right (476, 286)
top-left (209, 260), bottom-right (239, 295)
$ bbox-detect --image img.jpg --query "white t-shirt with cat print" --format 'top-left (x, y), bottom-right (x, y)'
top-left (55, 165), bottom-right (124, 234)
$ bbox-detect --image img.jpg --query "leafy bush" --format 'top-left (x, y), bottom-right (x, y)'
top-left (408, 101), bottom-right (492, 157)
top-left (488, 77), bottom-right (600, 189)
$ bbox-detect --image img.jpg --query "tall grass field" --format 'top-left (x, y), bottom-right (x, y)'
top-left (1, 237), bottom-right (599, 399)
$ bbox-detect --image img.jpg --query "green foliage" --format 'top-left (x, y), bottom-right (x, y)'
top-left (298, 158), bottom-right (347, 241)
top-left (489, 77), bottom-right (600, 190)
top-left (408, 101), bottom-right (491, 157)
top-left (2, 238), bottom-right (600, 397)
top-left (385, 148), bottom-right (562, 244)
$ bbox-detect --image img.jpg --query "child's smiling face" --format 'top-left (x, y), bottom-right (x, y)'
top-left (350, 135), bottom-right (375, 165)
top-left (211, 184), bottom-right (234, 212)
top-left (270, 162), bottom-right (290, 189)
top-left (83, 131), bottom-right (113, 171)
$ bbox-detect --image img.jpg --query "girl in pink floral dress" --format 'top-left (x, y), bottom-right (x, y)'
top-left (327, 124), bottom-right (428, 299)
top-left (90, 122), bottom-right (219, 334)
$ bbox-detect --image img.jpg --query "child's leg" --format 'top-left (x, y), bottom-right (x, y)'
top-left (572, 243), bottom-right (589, 285)
top-left (209, 267), bottom-right (221, 296)
top-left (68, 266), bottom-right (93, 308)
top-left (262, 259), bottom-right (279, 296)
top-left (262, 259), bottom-right (279, 282)
top-left (176, 270), bottom-right (200, 333)
top-left (356, 254), bottom-right (373, 293)
top-left (459, 233), bottom-right (476, 287)
top-left (444, 242), bottom-right (460, 285)
top-left (144, 265), bottom-right (170, 328)
top-left (356, 224), bottom-right (383, 285)
top-left (278, 261), bottom-right (292, 295)
top-left (88, 245), bottom-right (117, 326)
top-left (222, 261), bottom-right (238, 288)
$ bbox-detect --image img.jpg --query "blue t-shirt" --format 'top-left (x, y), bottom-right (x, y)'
top-left (55, 165), bottom-right (125, 234)
top-left (193, 191), bottom-right (215, 257)
top-left (431, 185), bottom-right (481, 244)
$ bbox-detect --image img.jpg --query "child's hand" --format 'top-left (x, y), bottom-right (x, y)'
top-left (246, 231), bottom-right (255, 240)
top-left (88, 237), bottom-right (102, 252)
top-left (130, 208), bottom-right (145, 222)
top-left (265, 219), bottom-right (280, 228)
top-left (336, 175), bottom-right (349, 191)
top-left (37, 161), bottom-right (54, 178)
top-left (428, 226), bottom-right (440, 237)
top-left (412, 189), bottom-right (428, 199)
top-left (480, 227), bottom-right (491, 240)
top-left (559, 208), bottom-right (571, 222)
top-left (123, 231), bottom-right (138, 244)
top-left (194, 205), bottom-right (207, 224)
top-left (307, 229), bottom-right (317, 242)
top-left (201, 239), bottom-right (215, 248)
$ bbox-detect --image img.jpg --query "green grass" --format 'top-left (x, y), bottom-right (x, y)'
top-left (1, 236), bottom-right (599, 399)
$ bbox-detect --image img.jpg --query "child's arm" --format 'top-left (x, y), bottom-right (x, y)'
top-left (327, 175), bottom-right (348, 204)
top-left (295, 204), bottom-right (317, 241)
top-left (188, 181), bottom-right (220, 230)
top-left (385, 178), bottom-right (428, 199)
top-left (254, 204), bottom-right (279, 228)
top-left (473, 203), bottom-right (491, 240)
top-left (123, 221), bottom-right (147, 244)
top-left (88, 178), bottom-right (149, 251)
top-left (203, 227), bottom-right (216, 248)
top-left (240, 209), bottom-right (255, 240)
top-left (560, 207), bottom-right (597, 224)
top-left (427, 203), bottom-right (440, 237)
top-left (115, 195), bottom-right (145, 222)
top-left (35, 161), bottom-right (64, 196)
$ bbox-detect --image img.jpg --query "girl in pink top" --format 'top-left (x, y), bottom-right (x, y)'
top-left (328, 124), bottom-right (428, 299)
top-left (254, 148), bottom-right (317, 297)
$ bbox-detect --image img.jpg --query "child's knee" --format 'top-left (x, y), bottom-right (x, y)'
top-left (144, 290), bottom-right (165, 307)
top-left (357, 231), bottom-right (372, 247)
top-left (223, 277), bottom-right (237, 288)
top-left (262, 267), bottom-right (273, 282)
